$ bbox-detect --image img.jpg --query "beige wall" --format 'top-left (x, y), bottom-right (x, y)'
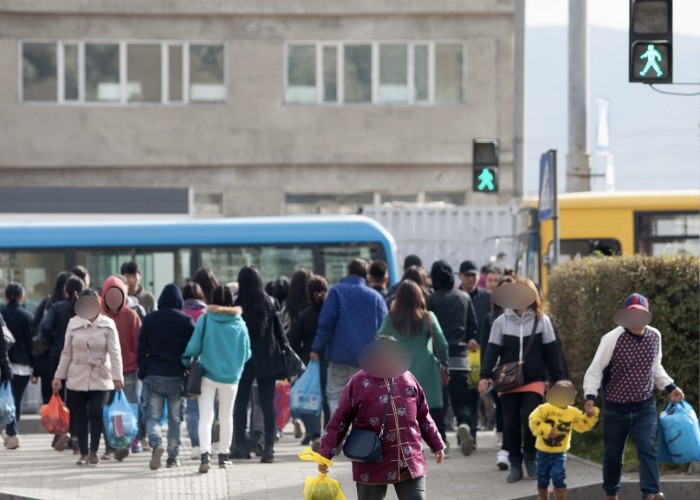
top-left (0, 0), bottom-right (515, 214)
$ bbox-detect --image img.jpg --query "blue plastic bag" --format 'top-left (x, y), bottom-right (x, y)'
top-left (0, 381), bottom-right (15, 426)
top-left (103, 390), bottom-right (139, 449)
top-left (291, 360), bottom-right (322, 415)
top-left (658, 401), bottom-right (700, 464)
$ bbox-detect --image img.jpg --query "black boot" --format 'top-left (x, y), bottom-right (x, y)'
top-left (229, 442), bottom-right (251, 460)
top-left (199, 452), bottom-right (210, 474)
top-left (260, 446), bottom-right (274, 464)
top-left (507, 456), bottom-right (523, 483)
top-left (218, 453), bottom-right (232, 468)
top-left (252, 431), bottom-right (264, 457)
top-left (524, 451), bottom-right (537, 479)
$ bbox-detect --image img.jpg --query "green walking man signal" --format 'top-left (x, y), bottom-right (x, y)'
top-left (639, 43), bottom-right (663, 77)
top-left (476, 168), bottom-right (496, 191)
top-left (472, 139), bottom-right (499, 193)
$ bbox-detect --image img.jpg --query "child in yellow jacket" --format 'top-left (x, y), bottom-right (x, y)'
top-left (529, 380), bottom-right (600, 500)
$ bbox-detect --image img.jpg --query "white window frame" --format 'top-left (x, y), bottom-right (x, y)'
top-left (18, 39), bottom-right (226, 106)
top-left (282, 40), bottom-right (466, 107)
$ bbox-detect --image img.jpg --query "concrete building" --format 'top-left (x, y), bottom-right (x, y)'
top-left (0, 0), bottom-right (515, 216)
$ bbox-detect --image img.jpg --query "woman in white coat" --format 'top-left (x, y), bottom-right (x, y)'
top-left (53, 290), bottom-right (124, 466)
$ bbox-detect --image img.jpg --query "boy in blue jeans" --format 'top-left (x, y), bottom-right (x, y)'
top-left (529, 380), bottom-right (599, 500)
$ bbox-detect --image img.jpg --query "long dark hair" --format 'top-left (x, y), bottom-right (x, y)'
top-left (401, 266), bottom-right (429, 296)
top-left (286, 269), bottom-right (311, 319)
top-left (192, 268), bottom-right (219, 305)
top-left (390, 280), bottom-right (426, 336)
top-left (65, 276), bottom-right (85, 318)
top-left (306, 275), bottom-right (328, 307)
top-left (236, 266), bottom-right (273, 335)
top-left (52, 271), bottom-right (74, 302)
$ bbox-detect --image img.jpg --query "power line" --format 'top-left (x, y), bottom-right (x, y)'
top-left (648, 83), bottom-right (700, 96)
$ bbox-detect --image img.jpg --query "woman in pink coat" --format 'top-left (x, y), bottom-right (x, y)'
top-left (318, 336), bottom-right (445, 500)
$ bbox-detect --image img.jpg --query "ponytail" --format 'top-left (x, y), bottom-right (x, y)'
top-left (4, 282), bottom-right (24, 304)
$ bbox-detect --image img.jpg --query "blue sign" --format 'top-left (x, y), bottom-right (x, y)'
top-left (538, 152), bottom-right (555, 221)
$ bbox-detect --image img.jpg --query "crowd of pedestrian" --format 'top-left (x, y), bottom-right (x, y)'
top-left (0, 253), bottom-right (683, 500)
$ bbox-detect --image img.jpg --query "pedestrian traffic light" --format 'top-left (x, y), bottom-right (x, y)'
top-left (629, 0), bottom-right (672, 83)
top-left (472, 139), bottom-right (499, 193)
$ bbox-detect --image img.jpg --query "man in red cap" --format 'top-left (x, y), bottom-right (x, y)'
top-left (583, 293), bottom-right (684, 500)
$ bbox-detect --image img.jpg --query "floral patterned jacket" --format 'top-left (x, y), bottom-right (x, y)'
top-left (319, 369), bottom-right (445, 484)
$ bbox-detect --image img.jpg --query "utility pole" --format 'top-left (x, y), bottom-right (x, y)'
top-left (512, 0), bottom-right (526, 199)
top-left (567, 0), bottom-right (591, 192)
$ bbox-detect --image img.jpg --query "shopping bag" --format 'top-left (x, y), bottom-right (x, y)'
top-left (299, 448), bottom-right (346, 500)
top-left (40, 394), bottom-right (70, 434)
top-left (0, 381), bottom-right (15, 426)
top-left (102, 390), bottom-right (139, 449)
top-left (291, 360), bottom-right (322, 416)
top-left (467, 349), bottom-right (481, 387)
top-left (657, 400), bottom-right (700, 464)
top-left (275, 380), bottom-right (291, 431)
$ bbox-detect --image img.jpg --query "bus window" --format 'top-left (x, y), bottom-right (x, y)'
top-left (636, 212), bottom-right (700, 256)
top-left (515, 232), bottom-right (539, 285)
top-left (317, 243), bottom-right (385, 284)
top-left (0, 250), bottom-right (66, 308)
top-left (546, 238), bottom-right (621, 265)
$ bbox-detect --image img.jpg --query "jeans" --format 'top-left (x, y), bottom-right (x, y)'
top-left (602, 404), bottom-right (660, 496)
top-left (301, 412), bottom-right (321, 439)
top-left (185, 398), bottom-right (200, 448)
top-left (499, 391), bottom-right (543, 464)
top-left (5, 375), bottom-right (30, 437)
top-left (68, 389), bottom-right (108, 455)
top-left (537, 451), bottom-right (567, 489)
top-left (356, 475), bottom-right (426, 500)
top-left (326, 363), bottom-right (359, 416)
top-left (199, 376), bottom-right (237, 456)
top-left (142, 375), bottom-right (184, 459)
top-left (234, 375), bottom-right (276, 448)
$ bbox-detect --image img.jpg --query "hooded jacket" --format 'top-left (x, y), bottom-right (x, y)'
top-left (101, 276), bottom-right (142, 374)
top-left (480, 309), bottom-right (564, 386)
top-left (1, 303), bottom-right (34, 367)
top-left (137, 284), bottom-right (195, 380)
top-left (183, 298), bottom-right (207, 323)
top-left (426, 287), bottom-right (478, 369)
top-left (41, 299), bottom-right (76, 358)
top-left (181, 305), bottom-right (251, 384)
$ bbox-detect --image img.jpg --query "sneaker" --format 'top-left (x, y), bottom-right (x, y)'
top-left (114, 447), bottom-right (130, 462)
top-left (73, 440), bottom-right (80, 455)
top-left (644, 495), bottom-right (665, 500)
top-left (131, 438), bottom-right (143, 454)
top-left (311, 438), bottom-right (321, 453)
top-left (166, 458), bottom-right (180, 469)
top-left (293, 419), bottom-right (304, 439)
top-left (76, 454), bottom-right (89, 466)
top-left (457, 424), bottom-right (474, 457)
top-left (218, 453), bottom-right (232, 469)
top-left (190, 446), bottom-right (201, 460)
top-left (497, 450), bottom-right (509, 470)
top-left (199, 453), bottom-right (210, 474)
top-left (230, 442), bottom-right (251, 460)
top-left (1, 430), bottom-right (9, 446)
top-left (149, 445), bottom-right (164, 470)
top-left (5, 435), bottom-right (20, 450)
top-left (494, 431), bottom-right (503, 449)
top-left (101, 452), bottom-right (114, 461)
top-left (51, 435), bottom-right (59, 448)
top-left (301, 436), bottom-right (312, 446)
top-left (260, 447), bottom-right (274, 464)
top-left (55, 433), bottom-right (71, 452)
top-left (88, 452), bottom-right (99, 465)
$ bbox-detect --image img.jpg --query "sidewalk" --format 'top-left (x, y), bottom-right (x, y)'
top-left (0, 427), bottom-right (606, 500)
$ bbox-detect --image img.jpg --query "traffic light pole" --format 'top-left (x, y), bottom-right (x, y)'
top-left (552, 151), bottom-right (560, 266)
top-left (512, 0), bottom-right (525, 199)
top-left (566, 0), bottom-right (591, 193)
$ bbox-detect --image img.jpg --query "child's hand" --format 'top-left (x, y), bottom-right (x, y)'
top-left (584, 400), bottom-right (596, 417)
top-left (548, 429), bottom-right (558, 439)
top-left (434, 449), bottom-right (445, 464)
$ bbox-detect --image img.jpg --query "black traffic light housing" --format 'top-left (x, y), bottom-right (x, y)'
top-left (472, 139), bottom-right (499, 193)
top-left (629, 0), bottom-right (673, 83)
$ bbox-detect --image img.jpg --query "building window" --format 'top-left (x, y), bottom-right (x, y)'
top-left (285, 44), bottom-right (317, 104)
top-left (284, 41), bottom-right (464, 105)
top-left (20, 40), bottom-right (225, 105)
top-left (21, 42), bottom-right (57, 102)
top-left (194, 192), bottom-right (225, 216)
top-left (189, 44), bottom-right (225, 102)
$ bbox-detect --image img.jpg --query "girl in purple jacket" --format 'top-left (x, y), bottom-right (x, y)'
top-left (318, 337), bottom-right (445, 500)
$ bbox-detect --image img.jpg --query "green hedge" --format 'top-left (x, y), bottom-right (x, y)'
top-left (548, 254), bottom-right (699, 408)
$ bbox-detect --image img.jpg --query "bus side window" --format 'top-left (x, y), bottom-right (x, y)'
top-left (545, 239), bottom-right (621, 265)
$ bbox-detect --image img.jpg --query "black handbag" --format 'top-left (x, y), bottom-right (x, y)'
top-left (185, 315), bottom-right (208, 397)
top-left (273, 311), bottom-right (305, 378)
top-left (492, 318), bottom-right (538, 392)
top-left (343, 378), bottom-right (395, 463)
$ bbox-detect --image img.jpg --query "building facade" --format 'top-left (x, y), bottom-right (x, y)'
top-left (0, 0), bottom-right (515, 216)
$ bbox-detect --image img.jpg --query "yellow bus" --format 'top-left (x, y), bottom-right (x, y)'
top-left (515, 190), bottom-right (700, 294)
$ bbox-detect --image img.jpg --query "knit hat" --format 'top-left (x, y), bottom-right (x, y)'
top-left (430, 260), bottom-right (454, 290)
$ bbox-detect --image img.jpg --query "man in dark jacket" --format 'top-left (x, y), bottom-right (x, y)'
top-left (458, 260), bottom-right (491, 331)
top-left (137, 284), bottom-right (194, 470)
top-left (427, 260), bottom-right (479, 457)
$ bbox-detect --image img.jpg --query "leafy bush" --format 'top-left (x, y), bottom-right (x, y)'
top-left (548, 255), bottom-right (699, 469)
top-left (548, 254), bottom-right (699, 411)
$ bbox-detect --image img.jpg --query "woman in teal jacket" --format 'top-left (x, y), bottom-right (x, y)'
top-left (377, 280), bottom-right (449, 444)
top-left (182, 285), bottom-right (251, 473)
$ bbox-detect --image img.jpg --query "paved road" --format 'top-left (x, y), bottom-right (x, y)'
top-left (0, 426), bottom-right (608, 500)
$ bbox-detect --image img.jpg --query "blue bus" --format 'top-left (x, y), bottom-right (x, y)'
top-left (0, 216), bottom-right (399, 307)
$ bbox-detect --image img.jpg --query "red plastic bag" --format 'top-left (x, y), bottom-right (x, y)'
top-left (41, 394), bottom-right (70, 435)
top-left (274, 380), bottom-right (291, 430)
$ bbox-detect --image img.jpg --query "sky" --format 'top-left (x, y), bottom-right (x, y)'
top-left (526, 0), bottom-right (700, 36)
top-left (522, 0), bottom-right (700, 194)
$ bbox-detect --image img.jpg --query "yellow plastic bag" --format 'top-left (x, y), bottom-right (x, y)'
top-left (298, 448), bottom-right (346, 500)
top-left (468, 348), bottom-right (481, 386)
